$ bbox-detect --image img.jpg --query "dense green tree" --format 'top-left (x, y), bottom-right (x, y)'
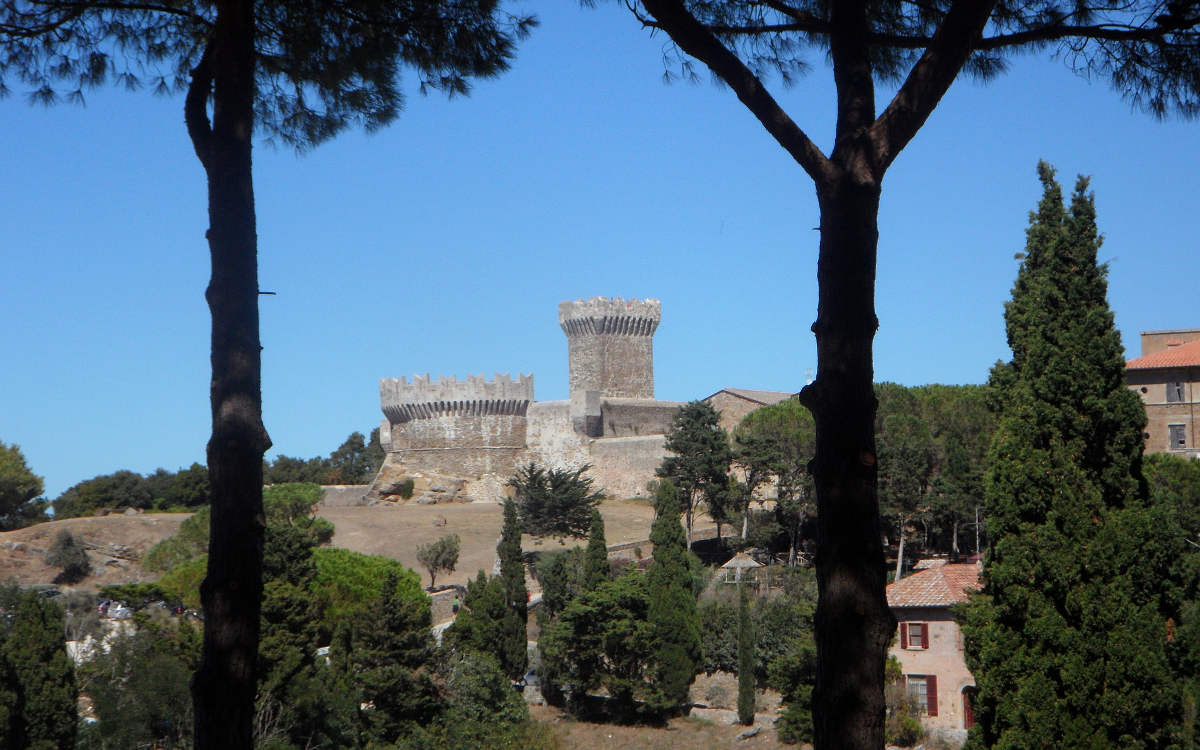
top-left (444, 570), bottom-right (508, 655)
top-left (365, 428), bottom-right (386, 482)
top-left (509, 462), bottom-right (605, 542)
top-left (735, 399), bottom-right (816, 565)
top-left (877, 413), bottom-right (935, 580)
top-left (658, 401), bottom-right (732, 549)
top-left (311, 547), bottom-right (422, 630)
top-left (532, 547), bottom-right (585, 624)
top-left (1145, 452), bottom-right (1200, 538)
top-left (1, 3), bottom-right (532, 745)
top-left (54, 469), bottom-right (153, 517)
top-left (583, 507), bottom-right (610, 591)
top-left (0, 442), bottom-right (48, 530)
top-left (0, 590), bottom-right (77, 749)
top-left (497, 499), bottom-right (529, 683)
top-left (44, 529), bottom-right (91, 583)
top-left (263, 455), bottom-right (330, 486)
top-left (415, 533), bottom-right (460, 589)
top-left (334, 572), bottom-right (442, 746)
top-left (256, 524), bottom-right (355, 750)
top-left (81, 618), bottom-right (200, 750)
top-left (327, 432), bottom-right (373, 485)
top-left (736, 583), bottom-right (756, 725)
top-left (145, 463), bottom-right (212, 510)
top-left (961, 163), bottom-right (1195, 749)
top-left (144, 507), bottom-right (212, 573)
top-left (594, 0), bottom-right (1200, 744)
top-left (538, 570), bottom-right (656, 717)
top-left (920, 385), bottom-right (994, 556)
top-left (645, 480), bottom-right (703, 715)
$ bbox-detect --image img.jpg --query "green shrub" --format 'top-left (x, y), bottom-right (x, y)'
top-left (142, 508), bottom-right (209, 572)
top-left (312, 547), bottom-right (423, 625)
top-left (157, 557), bottom-right (207, 610)
top-left (99, 583), bottom-right (171, 610)
top-left (44, 529), bottom-right (90, 582)
top-left (886, 713), bottom-right (924, 747)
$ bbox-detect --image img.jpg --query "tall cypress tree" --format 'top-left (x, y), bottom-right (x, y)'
top-left (646, 480), bottom-right (703, 715)
top-left (498, 499), bottom-right (528, 683)
top-left (962, 163), bottom-right (1193, 749)
top-left (737, 582), bottom-right (757, 726)
top-left (583, 508), bottom-right (609, 592)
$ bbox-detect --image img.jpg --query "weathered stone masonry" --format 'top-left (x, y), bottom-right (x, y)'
top-left (370, 297), bottom-right (682, 502)
top-left (379, 373), bottom-right (533, 477)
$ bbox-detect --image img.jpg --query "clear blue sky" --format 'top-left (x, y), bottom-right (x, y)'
top-left (2, 3), bottom-right (1196, 500)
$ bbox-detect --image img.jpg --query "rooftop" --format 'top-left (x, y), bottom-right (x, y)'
top-left (706, 388), bottom-right (796, 406)
top-left (1126, 339), bottom-right (1200, 370)
top-left (886, 562), bottom-right (980, 608)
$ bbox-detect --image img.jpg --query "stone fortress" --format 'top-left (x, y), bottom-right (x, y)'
top-left (367, 297), bottom-right (686, 503)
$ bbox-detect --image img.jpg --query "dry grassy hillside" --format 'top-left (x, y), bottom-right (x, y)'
top-left (0, 499), bottom-right (663, 591)
top-left (0, 513), bottom-right (187, 589)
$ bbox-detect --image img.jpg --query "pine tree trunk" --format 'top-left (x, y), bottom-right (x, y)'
top-left (188, 3), bottom-right (268, 749)
top-left (802, 175), bottom-right (893, 750)
top-left (894, 523), bottom-right (905, 582)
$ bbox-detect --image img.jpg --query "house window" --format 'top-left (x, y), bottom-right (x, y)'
top-left (905, 674), bottom-right (939, 716)
top-left (1170, 424), bottom-right (1187, 450)
top-left (1168, 382), bottom-right (1186, 403)
top-left (900, 621), bottom-right (928, 650)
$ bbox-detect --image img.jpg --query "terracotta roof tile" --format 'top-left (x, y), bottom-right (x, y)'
top-left (886, 563), bottom-right (980, 608)
top-left (1127, 339), bottom-right (1200, 370)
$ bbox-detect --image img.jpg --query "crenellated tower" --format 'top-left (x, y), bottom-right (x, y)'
top-left (558, 297), bottom-right (661, 400)
top-left (378, 373), bottom-right (533, 476)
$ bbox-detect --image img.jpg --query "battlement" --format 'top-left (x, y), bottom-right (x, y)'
top-left (380, 373), bottom-right (533, 423)
top-left (558, 297), bottom-right (661, 338)
top-left (560, 297), bottom-right (659, 400)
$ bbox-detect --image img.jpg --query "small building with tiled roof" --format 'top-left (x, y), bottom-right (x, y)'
top-left (702, 387), bottom-right (796, 434)
top-left (1125, 329), bottom-right (1200, 458)
top-left (887, 561), bottom-right (981, 746)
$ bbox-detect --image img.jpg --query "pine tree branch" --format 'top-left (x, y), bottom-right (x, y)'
top-left (185, 39), bottom-right (213, 169)
top-left (639, 0), bottom-right (835, 184)
top-left (870, 0), bottom-right (999, 175)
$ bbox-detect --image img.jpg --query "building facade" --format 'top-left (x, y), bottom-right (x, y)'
top-left (1126, 329), bottom-right (1200, 458)
top-left (887, 561), bottom-right (981, 747)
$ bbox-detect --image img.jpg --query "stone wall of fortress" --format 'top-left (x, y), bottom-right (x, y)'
top-left (368, 298), bottom-right (679, 502)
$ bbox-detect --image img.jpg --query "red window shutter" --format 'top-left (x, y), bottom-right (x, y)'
top-left (920, 623), bottom-right (929, 650)
top-left (927, 675), bottom-right (938, 716)
top-left (900, 622), bottom-right (909, 649)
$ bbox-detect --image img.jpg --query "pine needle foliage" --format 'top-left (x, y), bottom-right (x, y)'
top-left (0, 0), bottom-right (536, 151)
top-left (658, 401), bottom-right (732, 549)
top-left (961, 162), bottom-right (1198, 749)
top-left (509, 462), bottom-right (605, 542)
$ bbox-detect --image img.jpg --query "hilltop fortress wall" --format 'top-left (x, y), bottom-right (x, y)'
top-left (369, 297), bottom-right (680, 502)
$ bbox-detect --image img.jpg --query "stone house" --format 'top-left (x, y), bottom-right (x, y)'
top-left (886, 560), bottom-right (981, 746)
top-left (702, 388), bottom-right (795, 434)
top-left (1126, 329), bottom-right (1200, 458)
